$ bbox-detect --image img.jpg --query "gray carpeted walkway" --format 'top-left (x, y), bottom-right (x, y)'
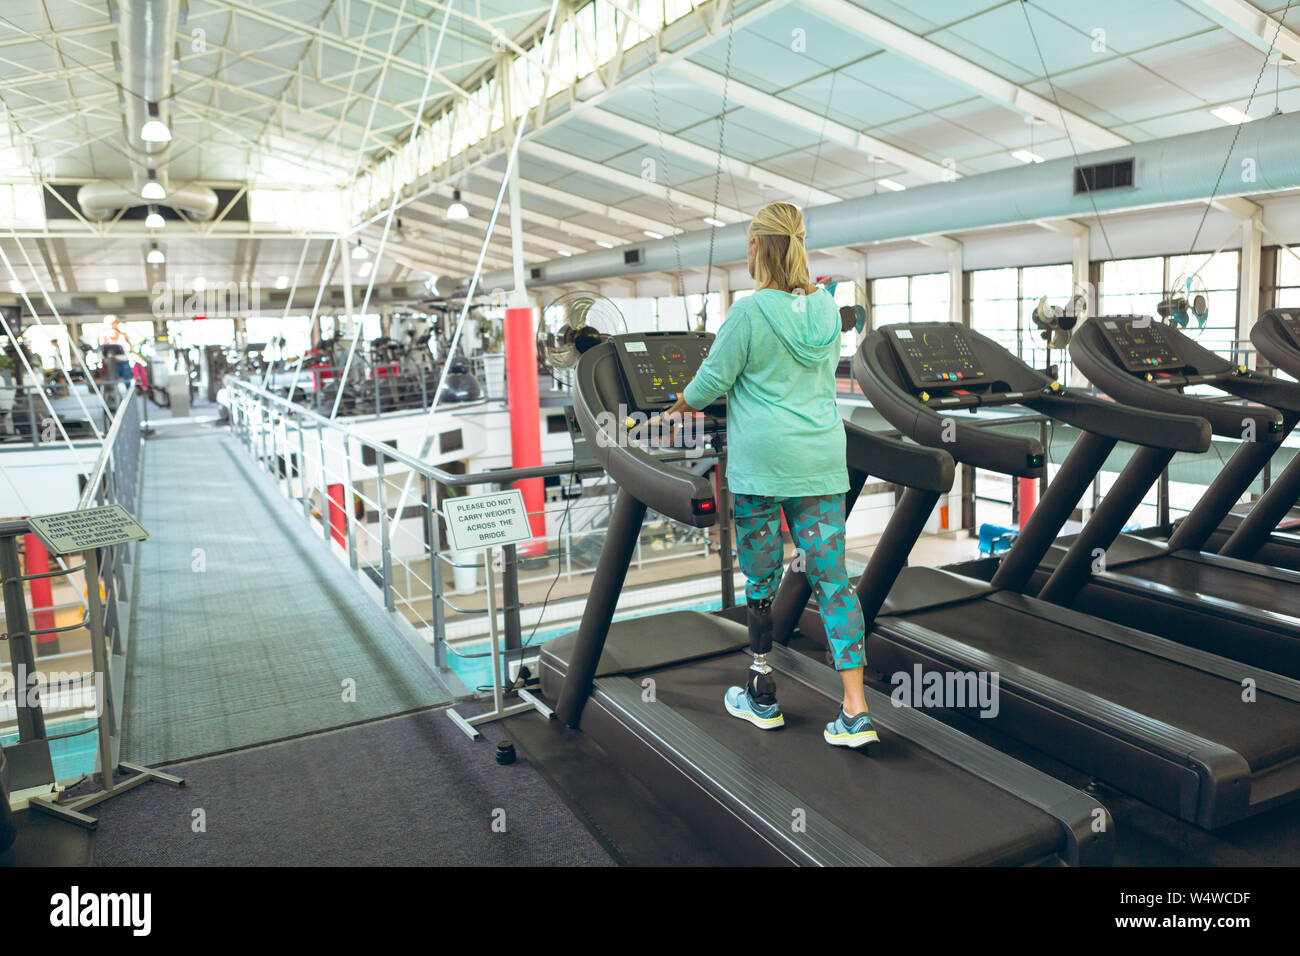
top-left (89, 707), bottom-right (613, 866)
top-left (122, 429), bottom-right (452, 766)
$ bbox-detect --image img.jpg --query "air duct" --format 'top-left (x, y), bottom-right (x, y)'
top-left (456, 110), bottom-right (1300, 294)
top-left (78, 0), bottom-right (217, 221)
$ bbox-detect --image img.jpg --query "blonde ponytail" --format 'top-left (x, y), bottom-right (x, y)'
top-left (748, 201), bottom-right (814, 294)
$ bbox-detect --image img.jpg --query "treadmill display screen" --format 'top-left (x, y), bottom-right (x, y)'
top-left (884, 324), bottom-right (993, 392)
top-left (1095, 316), bottom-right (1187, 374)
top-left (1273, 309), bottom-right (1300, 350)
top-left (612, 332), bottom-right (713, 413)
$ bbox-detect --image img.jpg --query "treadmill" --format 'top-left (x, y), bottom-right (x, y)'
top-left (1195, 307), bottom-right (1300, 570)
top-left (849, 321), bottom-right (1300, 828)
top-left (1042, 315), bottom-right (1300, 679)
top-left (540, 329), bottom-right (1111, 866)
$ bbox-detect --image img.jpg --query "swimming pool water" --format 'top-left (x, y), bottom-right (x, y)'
top-left (0, 716), bottom-right (99, 782)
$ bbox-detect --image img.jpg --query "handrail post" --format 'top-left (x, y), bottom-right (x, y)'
top-left (0, 533), bottom-right (44, 744)
top-left (297, 412), bottom-right (310, 521)
top-left (424, 474), bottom-right (448, 670)
top-left (342, 433), bottom-right (358, 571)
top-left (376, 451), bottom-right (394, 612)
top-left (317, 421), bottom-right (330, 543)
top-left (502, 541), bottom-right (521, 662)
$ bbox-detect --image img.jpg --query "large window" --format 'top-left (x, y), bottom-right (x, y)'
top-left (165, 318), bottom-right (235, 348)
top-left (1276, 248), bottom-right (1300, 307)
top-left (1101, 252), bottom-right (1239, 358)
top-left (970, 264), bottom-right (1075, 379)
top-left (870, 273), bottom-right (949, 327)
top-left (244, 315), bottom-right (313, 359)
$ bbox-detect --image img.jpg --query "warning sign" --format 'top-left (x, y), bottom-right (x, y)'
top-left (445, 490), bottom-right (532, 551)
top-left (28, 504), bottom-right (149, 555)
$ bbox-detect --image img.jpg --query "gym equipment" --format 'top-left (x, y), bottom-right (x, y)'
top-left (540, 329), bottom-right (1112, 866)
top-left (849, 321), bottom-right (1300, 828)
top-left (1041, 315), bottom-right (1300, 679)
top-left (1196, 307), bottom-right (1300, 569)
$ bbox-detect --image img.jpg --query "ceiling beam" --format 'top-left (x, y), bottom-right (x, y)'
top-left (1187, 0), bottom-right (1300, 65)
top-left (668, 60), bottom-right (953, 182)
top-left (521, 141), bottom-right (748, 221)
top-left (800, 0), bottom-right (1130, 150)
top-left (586, 106), bottom-right (841, 205)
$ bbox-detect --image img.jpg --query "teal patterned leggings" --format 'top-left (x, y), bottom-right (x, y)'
top-left (733, 493), bottom-right (866, 670)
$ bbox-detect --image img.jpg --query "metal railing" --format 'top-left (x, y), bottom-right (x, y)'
top-left (0, 383), bottom-right (181, 826)
top-left (223, 376), bottom-right (731, 690)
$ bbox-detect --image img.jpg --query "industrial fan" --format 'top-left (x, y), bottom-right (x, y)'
top-left (1158, 274), bottom-right (1210, 330)
top-left (537, 291), bottom-right (627, 389)
top-left (1029, 293), bottom-right (1086, 349)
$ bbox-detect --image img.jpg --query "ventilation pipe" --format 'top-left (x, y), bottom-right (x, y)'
top-left (78, 0), bottom-right (217, 221)
top-left (456, 110), bottom-right (1300, 293)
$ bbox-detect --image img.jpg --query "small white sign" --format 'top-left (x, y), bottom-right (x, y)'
top-left (445, 490), bottom-right (532, 551)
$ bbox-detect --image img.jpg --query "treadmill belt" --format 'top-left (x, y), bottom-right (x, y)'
top-left (903, 601), bottom-right (1300, 770)
top-left (645, 652), bottom-right (1062, 866)
top-left (1134, 556), bottom-right (1300, 619)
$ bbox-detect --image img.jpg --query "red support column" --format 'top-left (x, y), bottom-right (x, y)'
top-left (327, 483), bottom-right (347, 547)
top-left (1017, 477), bottom-right (1038, 531)
top-left (24, 533), bottom-right (57, 655)
top-left (505, 305), bottom-right (547, 556)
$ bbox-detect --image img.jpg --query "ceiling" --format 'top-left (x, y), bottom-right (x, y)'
top-left (1, 0), bottom-right (1298, 302)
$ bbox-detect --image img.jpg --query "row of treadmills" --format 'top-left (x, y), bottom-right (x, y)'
top-left (535, 307), bottom-right (1300, 866)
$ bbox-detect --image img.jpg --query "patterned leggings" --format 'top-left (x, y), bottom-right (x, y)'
top-left (733, 493), bottom-right (866, 670)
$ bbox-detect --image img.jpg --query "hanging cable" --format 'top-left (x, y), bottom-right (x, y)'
top-left (702, 10), bottom-right (737, 315)
top-left (1184, 0), bottom-right (1295, 281)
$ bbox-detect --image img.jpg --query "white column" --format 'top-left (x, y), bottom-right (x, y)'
top-left (1240, 212), bottom-right (1263, 368)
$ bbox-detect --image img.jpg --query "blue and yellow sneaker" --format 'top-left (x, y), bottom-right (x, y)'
top-left (724, 686), bottom-right (785, 730)
top-left (824, 709), bottom-right (879, 748)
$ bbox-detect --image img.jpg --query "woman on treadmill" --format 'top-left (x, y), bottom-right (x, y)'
top-left (660, 201), bottom-right (875, 748)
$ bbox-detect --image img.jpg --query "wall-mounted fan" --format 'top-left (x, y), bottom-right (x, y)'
top-left (1030, 293), bottom-right (1086, 348)
top-left (538, 291), bottom-right (627, 389)
top-left (1158, 274), bottom-right (1210, 330)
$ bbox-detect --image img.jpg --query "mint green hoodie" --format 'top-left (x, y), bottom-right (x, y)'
top-left (682, 288), bottom-right (847, 498)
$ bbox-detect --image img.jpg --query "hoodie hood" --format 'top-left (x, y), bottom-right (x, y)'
top-left (748, 288), bottom-right (840, 367)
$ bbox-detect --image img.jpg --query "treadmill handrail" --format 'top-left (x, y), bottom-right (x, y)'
top-left (844, 420), bottom-right (954, 494)
top-left (1252, 308), bottom-right (1300, 380)
top-left (573, 343), bottom-right (717, 528)
top-left (1072, 320), bottom-right (1285, 438)
top-left (853, 333), bottom-right (1045, 478)
top-left (1032, 391), bottom-right (1211, 453)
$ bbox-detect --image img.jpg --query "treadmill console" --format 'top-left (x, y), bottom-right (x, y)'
top-left (1270, 308), bottom-right (1300, 351)
top-left (884, 324), bottom-right (994, 392)
top-left (611, 332), bottom-right (714, 414)
top-left (1095, 316), bottom-right (1187, 374)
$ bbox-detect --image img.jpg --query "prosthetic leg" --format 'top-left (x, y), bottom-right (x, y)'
top-left (745, 596), bottom-right (778, 706)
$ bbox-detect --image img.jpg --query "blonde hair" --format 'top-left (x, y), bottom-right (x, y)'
top-left (748, 201), bottom-right (815, 295)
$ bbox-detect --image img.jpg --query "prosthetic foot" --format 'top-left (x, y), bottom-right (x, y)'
top-left (723, 597), bottom-right (785, 729)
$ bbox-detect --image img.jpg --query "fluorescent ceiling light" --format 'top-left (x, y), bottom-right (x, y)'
top-left (703, 217), bottom-right (725, 227)
top-left (141, 181), bottom-right (166, 200)
top-left (351, 240), bottom-right (368, 260)
top-left (357, 260), bottom-right (373, 278)
top-left (105, 277), bottom-right (120, 293)
top-left (878, 179), bottom-right (906, 192)
top-left (193, 276), bottom-right (206, 292)
top-left (595, 241), bottom-right (613, 249)
top-left (644, 230), bottom-right (664, 239)
top-left (558, 250), bottom-right (571, 256)
top-left (275, 275), bottom-right (289, 289)
top-left (447, 188), bottom-right (469, 220)
top-left (144, 209), bottom-right (165, 229)
top-left (146, 247), bottom-right (165, 265)
top-left (8, 280), bottom-right (21, 294)
top-left (140, 120), bottom-right (171, 143)
top-left (1011, 149), bottom-right (1043, 164)
top-left (1211, 106), bottom-right (1253, 125)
